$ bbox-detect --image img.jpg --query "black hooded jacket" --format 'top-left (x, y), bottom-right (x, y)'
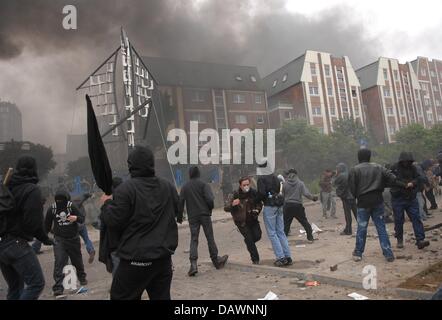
top-left (390, 152), bottom-right (419, 200)
top-left (4, 159), bottom-right (50, 242)
top-left (45, 190), bottom-right (84, 239)
top-left (101, 146), bottom-right (179, 262)
top-left (178, 167), bottom-right (214, 220)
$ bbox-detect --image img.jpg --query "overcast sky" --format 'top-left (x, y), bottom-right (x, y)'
top-left (0, 0), bottom-right (441, 153)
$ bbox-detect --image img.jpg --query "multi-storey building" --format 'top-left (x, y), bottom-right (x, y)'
top-left (410, 57), bottom-right (442, 125)
top-left (0, 101), bottom-right (22, 142)
top-left (357, 57), bottom-right (424, 144)
top-left (263, 50), bottom-right (366, 134)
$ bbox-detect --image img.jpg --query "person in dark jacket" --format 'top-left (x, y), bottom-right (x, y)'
top-left (0, 156), bottom-right (53, 300)
top-left (224, 177), bottom-right (263, 264)
top-left (179, 166), bottom-right (228, 277)
top-left (390, 152), bottom-right (430, 250)
top-left (101, 146), bottom-right (180, 300)
top-left (349, 149), bottom-right (407, 262)
top-left (45, 189), bottom-right (87, 296)
top-left (333, 163), bottom-right (357, 235)
top-left (281, 169), bottom-right (318, 240)
top-left (257, 162), bottom-right (292, 267)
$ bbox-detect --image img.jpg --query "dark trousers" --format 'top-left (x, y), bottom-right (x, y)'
top-left (392, 197), bottom-right (426, 243)
top-left (283, 203), bottom-right (313, 240)
top-left (53, 236), bottom-right (86, 293)
top-left (425, 189), bottom-right (438, 209)
top-left (189, 215), bottom-right (219, 261)
top-left (0, 237), bottom-right (45, 300)
top-left (111, 256), bottom-right (173, 300)
top-left (237, 219), bottom-right (262, 263)
top-left (342, 198), bottom-right (358, 234)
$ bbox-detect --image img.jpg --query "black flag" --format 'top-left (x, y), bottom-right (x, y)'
top-left (86, 94), bottom-right (113, 195)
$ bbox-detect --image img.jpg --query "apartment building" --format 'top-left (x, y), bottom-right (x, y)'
top-left (263, 50), bottom-right (366, 134)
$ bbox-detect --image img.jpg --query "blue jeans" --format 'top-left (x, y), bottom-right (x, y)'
top-left (354, 204), bottom-right (394, 258)
top-left (79, 224), bottom-right (95, 254)
top-left (263, 206), bottom-right (291, 260)
top-left (31, 239), bottom-right (42, 253)
top-left (392, 197), bottom-right (425, 243)
top-left (0, 237), bottom-right (45, 300)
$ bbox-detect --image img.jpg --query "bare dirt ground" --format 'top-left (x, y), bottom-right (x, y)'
top-left (1, 196), bottom-right (441, 300)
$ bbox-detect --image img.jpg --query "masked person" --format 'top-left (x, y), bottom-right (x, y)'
top-left (224, 177), bottom-right (263, 265)
top-left (179, 166), bottom-right (228, 277)
top-left (0, 156), bottom-right (54, 300)
top-left (333, 163), bottom-right (358, 235)
top-left (281, 169), bottom-right (318, 241)
top-left (45, 190), bottom-right (87, 296)
top-left (349, 149), bottom-right (406, 262)
top-left (390, 152), bottom-right (430, 250)
top-left (101, 146), bottom-right (180, 300)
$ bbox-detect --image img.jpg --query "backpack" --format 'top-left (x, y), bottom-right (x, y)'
top-left (0, 184), bottom-right (15, 236)
top-left (267, 175), bottom-right (284, 207)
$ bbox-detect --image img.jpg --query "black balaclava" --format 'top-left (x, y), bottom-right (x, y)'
top-left (127, 146), bottom-right (155, 178)
top-left (189, 166), bottom-right (200, 179)
top-left (358, 149), bottom-right (371, 163)
top-left (15, 155), bottom-right (38, 178)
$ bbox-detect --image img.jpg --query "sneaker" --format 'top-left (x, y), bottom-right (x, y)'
top-left (386, 256), bottom-right (395, 262)
top-left (417, 240), bottom-right (430, 250)
top-left (88, 250), bottom-right (95, 264)
top-left (53, 290), bottom-right (64, 297)
top-left (213, 255), bottom-right (229, 269)
top-left (284, 257), bottom-right (293, 266)
top-left (353, 255), bottom-right (362, 262)
top-left (397, 239), bottom-right (404, 249)
top-left (273, 258), bottom-right (286, 267)
top-left (307, 235), bottom-right (315, 242)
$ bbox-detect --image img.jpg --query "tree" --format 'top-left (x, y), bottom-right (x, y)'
top-left (0, 140), bottom-right (56, 178)
top-left (66, 156), bottom-right (93, 179)
top-left (333, 117), bottom-right (372, 147)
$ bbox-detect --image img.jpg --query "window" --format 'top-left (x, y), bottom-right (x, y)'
top-left (354, 107), bottom-right (360, 117)
top-left (383, 69), bottom-right (388, 80)
top-left (192, 90), bottom-right (205, 102)
top-left (428, 112), bottom-right (434, 122)
top-left (327, 87), bottom-right (333, 96)
top-left (256, 115), bottom-right (265, 124)
top-left (397, 90), bottom-right (402, 98)
top-left (235, 75), bottom-right (243, 81)
top-left (422, 68), bottom-right (427, 77)
top-left (233, 94), bottom-right (246, 104)
top-left (431, 70), bottom-right (436, 77)
top-left (438, 114), bottom-right (442, 122)
top-left (324, 65), bottom-right (331, 77)
top-left (384, 87), bottom-right (391, 97)
top-left (393, 70), bottom-right (399, 81)
top-left (388, 126), bottom-right (396, 135)
top-left (386, 107), bottom-right (394, 116)
top-left (436, 100), bottom-right (441, 107)
top-left (312, 106), bottom-right (321, 116)
top-left (309, 86), bottom-right (319, 96)
top-left (284, 111), bottom-right (293, 120)
top-left (433, 85), bottom-right (439, 92)
top-left (282, 74), bottom-right (288, 82)
top-left (0, 106), bottom-right (9, 113)
top-left (424, 99), bottom-right (430, 106)
top-left (329, 107), bottom-right (336, 116)
top-left (310, 63), bottom-right (317, 76)
top-left (250, 75), bottom-right (257, 82)
top-left (235, 114), bottom-right (247, 124)
top-left (340, 88), bottom-right (347, 100)
top-left (342, 107), bottom-right (349, 114)
top-left (337, 69), bottom-right (344, 80)
top-left (352, 89), bottom-right (357, 98)
top-left (190, 113), bottom-right (207, 124)
top-left (255, 95), bottom-right (263, 104)
top-left (400, 106), bottom-right (405, 116)
top-left (272, 79), bottom-right (277, 88)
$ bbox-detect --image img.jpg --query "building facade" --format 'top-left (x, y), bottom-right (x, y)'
top-left (410, 57), bottom-right (442, 126)
top-left (0, 101), bottom-right (22, 142)
top-left (357, 57), bottom-right (425, 144)
top-left (263, 50), bottom-right (366, 134)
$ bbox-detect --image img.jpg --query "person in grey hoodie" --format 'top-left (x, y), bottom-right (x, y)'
top-left (282, 169), bottom-right (318, 241)
top-left (333, 163), bottom-right (357, 236)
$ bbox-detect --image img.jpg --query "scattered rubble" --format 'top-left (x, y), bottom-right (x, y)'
top-left (330, 264), bottom-right (338, 272)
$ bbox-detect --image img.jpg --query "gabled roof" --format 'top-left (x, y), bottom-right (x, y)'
top-left (262, 54), bottom-right (306, 97)
top-left (356, 60), bottom-right (380, 91)
top-left (141, 56), bottom-right (263, 91)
